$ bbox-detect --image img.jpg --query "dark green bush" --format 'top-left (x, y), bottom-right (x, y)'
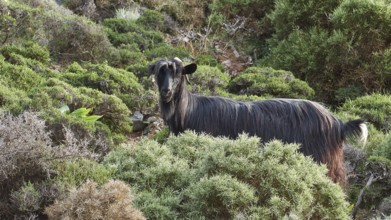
top-left (339, 94), bottom-right (391, 132)
top-left (228, 67), bottom-right (315, 99)
top-left (104, 131), bottom-right (350, 219)
top-left (331, 0), bottom-right (391, 53)
top-left (268, 0), bottom-right (341, 39)
top-left (260, 28), bottom-right (356, 102)
top-left (136, 9), bottom-right (164, 31)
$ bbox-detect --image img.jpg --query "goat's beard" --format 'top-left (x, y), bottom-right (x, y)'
top-left (161, 94), bottom-right (173, 103)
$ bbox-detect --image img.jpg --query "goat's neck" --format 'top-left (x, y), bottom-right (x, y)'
top-left (160, 78), bottom-right (190, 134)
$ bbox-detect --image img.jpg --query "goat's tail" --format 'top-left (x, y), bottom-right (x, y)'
top-left (342, 119), bottom-right (368, 145)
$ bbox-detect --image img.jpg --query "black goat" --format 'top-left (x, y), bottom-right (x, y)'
top-left (149, 57), bottom-right (367, 183)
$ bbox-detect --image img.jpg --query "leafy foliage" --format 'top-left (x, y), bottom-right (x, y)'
top-left (104, 131), bottom-right (350, 219)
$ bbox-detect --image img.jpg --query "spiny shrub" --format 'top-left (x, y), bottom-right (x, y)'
top-left (52, 158), bottom-right (114, 188)
top-left (339, 94), bottom-right (391, 132)
top-left (0, 41), bottom-right (50, 64)
top-left (45, 180), bottom-right (146, 220)
top-left (136, 9), bottom-right (164, 31)
top-left (103, 18), bottom-right (164, 49)
top-left (45, 16), bottom-right (113, 64)
top-left (145, 44), bottom-right (189, 60)
top-left (104, 131), bottom-right (350, 219)
top-left (331, 0), bottom-right (391, 54)
top-left (0, 80), bottom-right (31, 114)
top-left (10, 182), bottom-right (42, 213)
top-left (267, 0), bottom-right (341, 39)
top-left (62, 62), bottom-right (146, 112)
top-left (228, 66), bottom-right (315, 99)
top-left (187, 65), bottom-right (230, 95)
top-left (260, 28), bottom-right (355, 102)
top-left (0, 57), bottom-right (44, 92)
top-left (30, 78), bottom-right (132, 135)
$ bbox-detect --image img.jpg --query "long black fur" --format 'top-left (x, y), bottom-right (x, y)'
top-left (150, 58), bottom-right (367, 183)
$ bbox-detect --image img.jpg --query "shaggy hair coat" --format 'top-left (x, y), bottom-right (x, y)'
top-left (149, 58), bottom-right (367, 183)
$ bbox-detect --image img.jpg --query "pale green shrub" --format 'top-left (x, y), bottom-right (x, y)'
top-left (104, 131), bottom-right (350, 219)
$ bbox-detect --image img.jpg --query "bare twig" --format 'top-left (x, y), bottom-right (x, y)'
top-left (351, 173), bottom-right (380, 219)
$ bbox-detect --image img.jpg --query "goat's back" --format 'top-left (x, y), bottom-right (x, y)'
top-left (185, 96), bottom-right (342, 163)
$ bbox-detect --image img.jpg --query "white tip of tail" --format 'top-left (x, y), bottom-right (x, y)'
top-left (359, 123), bottom-right (368, 146)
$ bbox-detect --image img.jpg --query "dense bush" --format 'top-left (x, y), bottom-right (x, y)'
top-left (0, 56), bottom-right (44, 92)
top-left (53, 158), bottom-right (114, 188)
top-left (268, 0), bottom-right (341, 39)
top-left (45, 180), bottom-right (146, 220)
top-left (228, 67), bottom-right (314, 99)
top-left (261, 0), bottom-right (391, 102)
top-left (30, 78), bottom-right (132, 135)
top-left (103, 18), bottom-right (164, 49)
top-left (62, 62), bottom-right (147, 112)
top-left (187, 65), bottom-right (230, 95)
top-left (339, 94), bottom-right (391, 132)
top-left (0, 112), bottom-right (84, 218)
top-left (0, 80), bottom-right (31, 113)
top-left (104, 131), bottom-right (350, 219)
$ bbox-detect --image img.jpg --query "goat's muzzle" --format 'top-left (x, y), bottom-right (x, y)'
top-left (160, 89), bottom-right (173, 103)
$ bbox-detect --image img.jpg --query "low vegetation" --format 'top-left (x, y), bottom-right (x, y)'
top-left (0, 0), bottom-right (390, 218)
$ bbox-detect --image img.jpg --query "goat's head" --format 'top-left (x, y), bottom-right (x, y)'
top-left (149, 57), bottom-right (197, 103)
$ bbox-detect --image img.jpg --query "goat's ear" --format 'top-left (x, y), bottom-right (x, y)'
top-left (183, 63), bottom-right (197, 75)
top-left (148, 64), bottom-right (155, 75)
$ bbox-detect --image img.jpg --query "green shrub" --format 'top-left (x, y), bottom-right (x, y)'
top-left (339, 94), bottom-right (391, 132)
top-left (187, 65), bottom-right (230, 95)
top-left (30, 78), bottom-right (132, 135)
top-left (331, 0), bottom-right (391, 52)
top-left (136, 9), bottom-right (164, 31)
top-left (228, 67), bottom-right (315, 99)
top-left (268, 0), bottom-right (341, 39)
top-left (53, 158), bottom-right (114, 188)
top-left (0, 80), bottom-right (31, 114)
top-left (335, 86), bottom-right (364, 104)
top-left (103, 18), bottom-right (164, 49)
top-left (45, 16), bottom-right (113, 64)
top-left (260, 28), bottom-right (356, 102)
top-left (45, 180), bottom-right (146, 220)
top-left (0, 58), bottom-right (44, 92)
top-left (195, 54), bottom-right (224, 71)
top-left (145, 44), bottom-right (190, 60)
top-left (0, 41), bottom-right (50, 64)
top-left (104, 131), bottom-right (350, 219)
top-left (109, 44), bottom-right (147, 69)
top-left (62, 62), bottom-right (145, 112)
